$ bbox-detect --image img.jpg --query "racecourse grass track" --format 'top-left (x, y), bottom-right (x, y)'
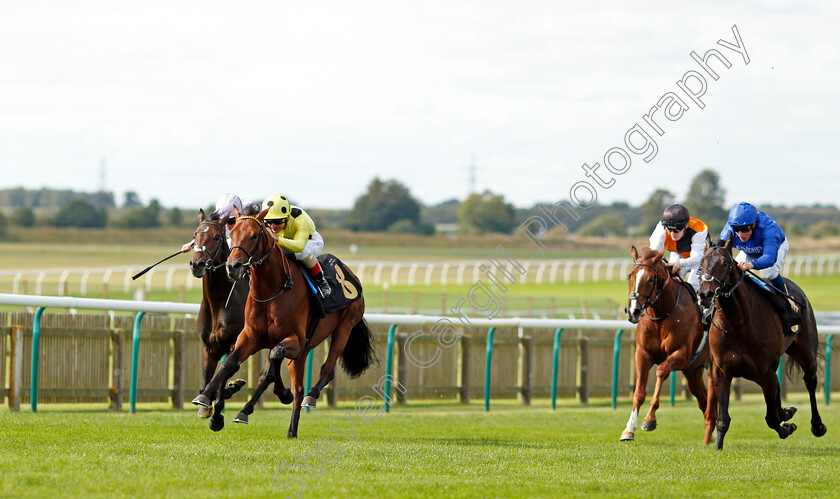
top-left (2, 396), bottom-right (840, 498)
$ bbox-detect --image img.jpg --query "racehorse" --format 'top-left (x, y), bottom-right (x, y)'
top-left (188, 209), bottom-right (250, 417)
top-left (192, 205), bottom-right (375, 436)
top-left (621, 246), bottom-right (717, 444)
top-left (698, 237), bottom-right (826, 450)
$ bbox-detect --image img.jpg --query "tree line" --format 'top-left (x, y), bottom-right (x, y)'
top-left (2, 169), bottom-right (840, 239)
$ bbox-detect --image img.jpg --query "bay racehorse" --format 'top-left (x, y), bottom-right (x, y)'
top-left (192, 205), bottom-right (375, 436)
top-left (698, 237), bottom-right (826, 450)
top-left (189, 209), bottom-right (249, 417)
top-left (621, 246), bottom-right (717, 444)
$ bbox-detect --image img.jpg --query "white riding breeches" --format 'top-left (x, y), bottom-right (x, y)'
top-left (295, 231), bottom-right (324, 262)
top-left (668, 253), bottom-right (701, 293)
top-left (735, 238), bottom-right (789, 280)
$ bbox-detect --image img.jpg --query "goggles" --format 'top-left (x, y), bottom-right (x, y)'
top-left (265, 218), bottom-right (287, 225)
top-left (663, 223), bottom-right (686, 233)
top-left (732, 224), bottom-right (753, 233)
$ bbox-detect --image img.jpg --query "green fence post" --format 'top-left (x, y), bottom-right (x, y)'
top-left (30, 307), bottom-right (45, 413)
top-left (129, 311), bottom-right (145, 414)
top-left (484, 327), bottom-right (497, 412)
top-left (304, 350), bottom-right (314, 414)
top-left (826, 334), bottom-right (834, 406)
top-left (611, 329), bottom-right (624, 409)
top-left (384, 324), bottom-right (397, 413)
top-left (670, 374), bottom-right (676, 407)
top-left (551, 328), bottom-right (563, 410)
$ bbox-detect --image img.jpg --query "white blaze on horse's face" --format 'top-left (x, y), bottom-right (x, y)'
top-left (628, 267), bottom-right (646, 314)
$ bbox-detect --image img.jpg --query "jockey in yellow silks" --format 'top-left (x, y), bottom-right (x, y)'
top-left (262, 194), bottom-right (331, 298)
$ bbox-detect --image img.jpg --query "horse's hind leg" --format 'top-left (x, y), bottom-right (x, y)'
top-left (287, 357), bottom-right (306, 439)
top-left (787, 330), bottom-right (827, 437)
top-left (621, 349), bottom-right (651, 441)
top-left (684, 363), bottom-right (716, 445)
top-left (303, 326), bottom-right (352, 408)
top-left (234, 360), bottom-right (275, 425)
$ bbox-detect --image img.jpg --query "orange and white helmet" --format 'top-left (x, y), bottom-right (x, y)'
top-left (262, 194), bottom-right (291, 221)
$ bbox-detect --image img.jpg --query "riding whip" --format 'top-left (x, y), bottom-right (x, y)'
top-left (132, 250), bottom-right (184, 280)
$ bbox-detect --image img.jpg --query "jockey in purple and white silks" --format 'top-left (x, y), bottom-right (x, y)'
top-left (181, 192), bottom-right (243, 253)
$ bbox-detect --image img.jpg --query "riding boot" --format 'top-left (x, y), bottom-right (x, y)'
top-left (770, 275), bottom-right (800, 335)
top-left (307, 261), bottom-right (332, 299)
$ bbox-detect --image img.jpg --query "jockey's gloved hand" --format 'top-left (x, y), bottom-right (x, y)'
top-left (666, 261), bottom-right (682, 273)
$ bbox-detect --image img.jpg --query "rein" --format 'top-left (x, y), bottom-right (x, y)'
top-left (700, 246), bottom-right (750, 332)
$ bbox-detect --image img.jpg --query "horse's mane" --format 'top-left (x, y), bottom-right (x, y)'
top-left (638, 246), bottom-right (662, 263)
top-left (241, 203), bottom-right (261, 216)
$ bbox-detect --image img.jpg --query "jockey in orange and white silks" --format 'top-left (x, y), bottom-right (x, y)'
top-left (181, 192), bottom-right (243, 253)
top-left (648, 204), bottom-right (710, 293)
top-left (262, 194), bottom-right (331, 298)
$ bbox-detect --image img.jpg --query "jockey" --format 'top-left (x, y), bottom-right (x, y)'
top-left (719, 201), bottom-right (800, 333)
top-left (262, 194), bottom-right (331, 298)
top-left (648, 204), bottom-right (709, 293)
top-left (181, 192), bottom-right (242, 253)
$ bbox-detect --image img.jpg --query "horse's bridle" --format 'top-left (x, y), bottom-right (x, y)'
top-left (700, 246), bottom-right (750, 332)
top-left (230, 216), bottom-right (293, 302)
top-left (700, 247), bottom-right (747, 299)
top-left (192, 220), bottom-right (228, 272)
top-left (628, 262), bottom-right (679, 321)
top-left (230, 216), bottom-right (275, 270)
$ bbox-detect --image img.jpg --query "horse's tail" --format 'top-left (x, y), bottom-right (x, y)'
top-left (340, 318), bottom-right (377, 379)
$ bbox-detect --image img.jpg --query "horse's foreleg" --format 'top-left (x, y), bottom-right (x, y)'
top-left (234, 359), bottom-right (275, 425)
top-left (287, 357), bottom-right (306, 439)
top-left (621, 350), bottom-right (651, 441)
top-left (641, 363), bottom-right (672, 432)
top-left (702, 365), bottom-right (718, 445)
top-left (270, 345), bottom-right (293, 404)
top-left (758, 369), bottom-right (796, 440)
top-left (196, 350), bottom-right (241, 432)
top-left (198, 347), bottom-right (219, 418)
top-left (714, 364), bottom-right (732, 450)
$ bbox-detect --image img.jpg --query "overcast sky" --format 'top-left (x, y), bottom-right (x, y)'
top-left (1, 1), bottom-right (837, 211)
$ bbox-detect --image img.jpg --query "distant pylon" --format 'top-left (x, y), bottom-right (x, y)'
top-left (99, 158), bottom-right (107, 192)
top-left (469, 154), bottom-right (476, 195)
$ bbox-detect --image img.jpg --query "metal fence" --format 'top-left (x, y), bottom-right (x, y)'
top-left (2, 294), bottom-right (840, 414)
top-left (3, 254), bottom-right (840, 297)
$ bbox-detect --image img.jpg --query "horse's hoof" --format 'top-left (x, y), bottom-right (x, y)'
top-left (302, 396), bottom-right (317, 408)
top-left (640, 419), bottom-right (657, 432)
top-left (780, 422), bottom-right (797, 439)
top-left (783, 406), bottom-right (797, 421)
top-left (812, 423), bottom-right (827, 437)
top-left (210, 415), bottom-right (224, 432)
top-left (279, 390), bottom-right (294, 405)
top-left (192, 394), bottom-right (211, 408)
top-left (228, 378), bottom-right (246, 390)
top-left (619, 431), bottom-right (635, 441)
top-left (197, 406), bottom-right (212, 419)
top-left (233, 412), bottom-right (249, 425)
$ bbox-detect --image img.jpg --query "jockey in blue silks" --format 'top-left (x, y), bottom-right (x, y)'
top-left (719, 201), bottom-right (800, 333)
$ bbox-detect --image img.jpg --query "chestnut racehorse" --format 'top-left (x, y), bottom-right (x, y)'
top-left (698, 238), bottom-right (826, 450)
top-left (621, 246), bottom-right (717, 444)
top-left (188, 209), bottom-right (249, 417)
top-left (192, 205), bottom-right (375, 436)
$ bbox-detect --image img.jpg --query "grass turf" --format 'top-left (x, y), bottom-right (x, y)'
top-left (2, 396), bottom-right (840, 498)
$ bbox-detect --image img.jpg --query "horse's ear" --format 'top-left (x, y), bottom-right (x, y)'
top-left (724, 236), bottom-right (733, 253)
top-left (198, 208), bottom-right (205, 222)
top-left (257, 207), bottom-right (269, 222)
top-left (630, 245), bottom-right (639, 261)
top-left (233, 205), bottom-right (241, 217)
top-left (653, 249), bottom-right (665, 264)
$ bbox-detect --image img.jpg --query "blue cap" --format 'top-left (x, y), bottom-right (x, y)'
top-left (727, 202), bottom-right (758, 226)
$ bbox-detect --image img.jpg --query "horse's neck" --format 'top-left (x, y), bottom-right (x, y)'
top-left (718, 270), bottom-right (752, 326)
top-left (203, 263), bottom-right (234, 309)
